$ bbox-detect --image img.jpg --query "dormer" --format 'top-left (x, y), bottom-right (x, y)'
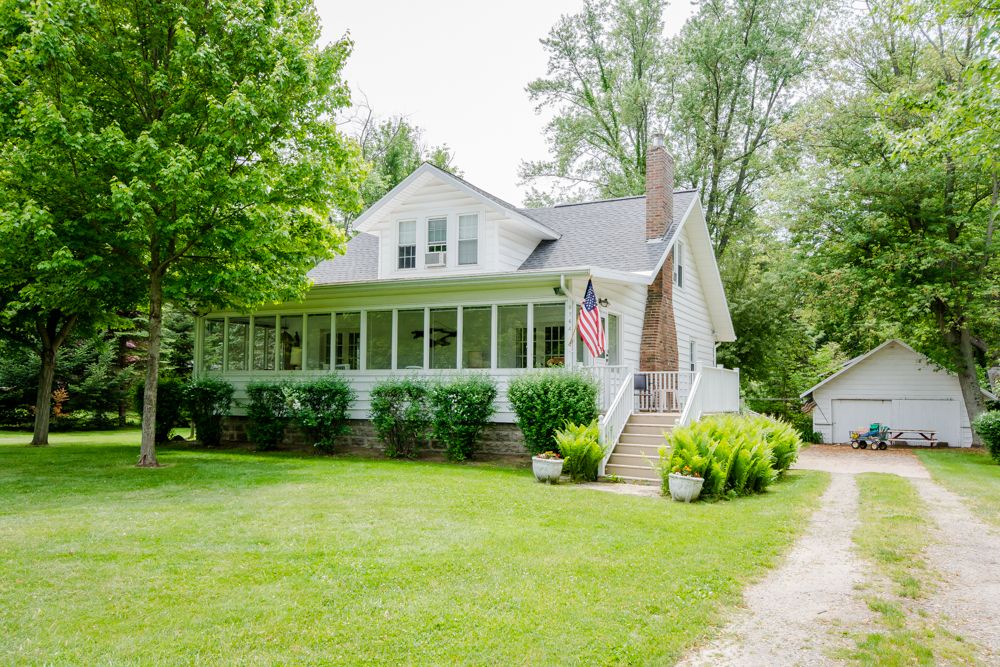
top-left (353, 163), bottom-right (560, 278)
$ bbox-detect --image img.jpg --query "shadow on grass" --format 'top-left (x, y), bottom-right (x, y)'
top-left (0, 437), bottom-right (535, 512)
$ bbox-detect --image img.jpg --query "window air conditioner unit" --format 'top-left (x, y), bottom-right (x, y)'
top-left (424, 251), bottom-right (446, 267)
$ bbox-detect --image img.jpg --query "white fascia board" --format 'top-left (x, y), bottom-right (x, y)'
top-left (354, 163), bottom-right (560, 240)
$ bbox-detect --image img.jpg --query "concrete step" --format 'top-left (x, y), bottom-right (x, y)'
top-left (613, 442), bottom-right (665, 458)
top-left (600, 475), bottom-right (660, 485)
top-left (607, 451), bottom-right (660, 469)
top-left (630, 412), bottom-right (680, 426)
top-left (617, 432), bottom-right (669, 447)
top-left (604, 461), bottom-right (661, 482)
top-left (623, 423), bottom-right (672, 437)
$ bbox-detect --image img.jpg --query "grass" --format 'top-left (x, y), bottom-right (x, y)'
top-left (844, 473), bottom-right (974, 666)
top-left (917, 448), bottom-right (1000, 528)
top-left (0, 429), bottom-right (828, 665)
top-left (853, 473), bottom-right (930, 600)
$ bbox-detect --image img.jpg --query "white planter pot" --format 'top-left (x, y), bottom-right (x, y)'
top-left (532, 457), bottom-right (564, 484)
top-left (668, 473), bottom-right (705, 502)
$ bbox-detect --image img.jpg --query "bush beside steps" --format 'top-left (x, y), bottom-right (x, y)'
top-left (660, 414), bottom-right (803, 500)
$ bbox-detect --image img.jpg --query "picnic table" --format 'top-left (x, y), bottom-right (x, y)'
top-left (887, 429), bottom-right (939, 447)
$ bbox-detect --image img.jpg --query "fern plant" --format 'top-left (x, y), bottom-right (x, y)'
top-left (659, 413), bottom-right (797, 499)
top-left (554, 420), bottom-right (604, 482)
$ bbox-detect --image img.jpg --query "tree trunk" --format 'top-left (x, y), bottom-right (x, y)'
top-left (954, 326), bottom-right (987, 446)
top-left (30, 343), bottom-right (57, 447)
top-left (117, 328), bottom-right (128, 427)
top-left (138, 273), bottom-right (163, 467)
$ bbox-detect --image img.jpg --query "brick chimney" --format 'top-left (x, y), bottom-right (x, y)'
top-left (640, 132), bottom-right (679, 372)
top-left (645, 132), bottom-right (674, 240)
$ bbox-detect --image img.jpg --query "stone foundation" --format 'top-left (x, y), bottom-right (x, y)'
top-left (221, 417), bottom-right (529, 459)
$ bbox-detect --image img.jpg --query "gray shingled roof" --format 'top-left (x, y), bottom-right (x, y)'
top-left (308, 231), bottom-right (379, 284)
top-left (308, 189), bottom-right (698, 285)
top-left (517, 191), bottom-right (696, 274)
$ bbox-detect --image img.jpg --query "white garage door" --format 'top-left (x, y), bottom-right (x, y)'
top-left (893, 399), bottom-right (960, 446)
top-left (832, 400), bottom-right (892, 443)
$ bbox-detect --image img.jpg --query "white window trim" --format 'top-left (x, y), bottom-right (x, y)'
top-left (673, 240), bottom-right (684, 288)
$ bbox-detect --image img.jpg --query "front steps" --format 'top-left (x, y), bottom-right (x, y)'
top-left (603, 412), bottom-right (678, 483)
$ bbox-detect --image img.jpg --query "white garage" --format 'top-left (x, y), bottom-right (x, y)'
top-left (801, 339), bottom-right (996, 447)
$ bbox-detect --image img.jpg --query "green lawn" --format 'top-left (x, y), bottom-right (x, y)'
top-left (917, 448), bottom-right (1000, 528)
top-left (0, 430), bottom-right (827, 665)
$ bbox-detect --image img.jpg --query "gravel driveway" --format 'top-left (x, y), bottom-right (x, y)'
top-left (793, 444), bottom-right (930, 478)
top-left (677, 444), bottom-right (1000, 665)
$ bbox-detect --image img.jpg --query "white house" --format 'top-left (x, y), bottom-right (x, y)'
top-left (801, 339), bottom-right (997, 447)
top-left (195, 135), bottom-right (740, 476)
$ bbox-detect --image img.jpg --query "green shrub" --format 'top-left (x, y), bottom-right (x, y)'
top-left (246, 382), bottom-right (294, 451)
top-left (659, 414), bottom-right (802, 499)
top-left (370, 378), bottom-right (431, 459)
top-left (185, 378), bottom-right (234, 447)
top-left (555, 420), bottom-right (604, 482)
top-left (134, 378), bottom-right (186, 443)
top-left (507, 372), bottom-right (598, 455)
top-left (972, 411), bottom-right (1000, 462)
top-left (292, 376), bottom-right (356, 453)
top-left (747, 414), bottom-right (802, 473)
top-left (430, 376), bottom-right (497, 462)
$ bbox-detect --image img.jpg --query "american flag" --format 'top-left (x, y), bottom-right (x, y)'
top-left (578, 279), bottom-right (605, 357)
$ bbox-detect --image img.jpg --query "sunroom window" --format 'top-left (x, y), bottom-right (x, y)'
top-left (396, 309), bottom-right (425, 369)
top-left (305, 314), bottom-right (331, 370)
top-left (398, 220), bottom-right (416, 269)
top-left (533, 303), bottom-right (565, 368)
top-left (279, 315), bottom-right (303, 371)
top-left (366, 311), bottom-right (392, 370)
top-left (429, 308), bottom-right (458, 369)
top-left (462, 307), bottom-right (491, 369)
top-left (202, 318), bottom-right (224, 371)
top-left (497, 305), bottom-right (528, 369)
top-left (227, 317), bottom-right (250, 371)
top-left (458, 214), bottom-right (478, 265)
top-left (252, 316), bottom-right (276, 371)
top-left (335, 312), bottom-right (360, 370)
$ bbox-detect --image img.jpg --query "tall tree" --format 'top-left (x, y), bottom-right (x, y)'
top-left (0, 2), bottom-right (140, 444)
top-left (788, 0), bottom-right (998, 436)
top-left (8, 0), bottom-right (365, 465)
top-left (667, 0), bottom-right (832, 257)
top-left (343, 109), bottom-right (461, 227)
top-left (520, 0), bottom-right (669, 200)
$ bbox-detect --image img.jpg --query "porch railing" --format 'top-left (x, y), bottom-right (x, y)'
top-left (598, 371), bottom-right (634, 477)
top-left (633, 371), bottom-right (697, 412)
top-left (583, 365), bottom-right (630, 412)
top-left (678, 366), bottom-right (741, 427)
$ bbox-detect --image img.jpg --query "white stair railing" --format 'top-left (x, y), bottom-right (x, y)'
top-left (582, 365), bottom-right (630, 412)
top-left (598, 372), bottom-right (634, 477)
top-left (678, 366), bottom-right (741, 427)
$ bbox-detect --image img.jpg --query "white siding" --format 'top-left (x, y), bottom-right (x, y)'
top-left (364, 177), bottom-right (547, 278)
top-left (567, 276), bottom-right (647, 371)
top-left (496, 219), bottom-right (542, 271)
top-left (672, 225), bottom-right (717, 371)
top-left (812, 342), bottom-right (976, 446)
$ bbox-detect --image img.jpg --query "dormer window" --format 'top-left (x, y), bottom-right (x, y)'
top-left (398, 220), bottom-right (416, 269)
top-left (427, 216), bottom-right (448, 260)
top-left (458, 214), bottom-right (479, 265)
